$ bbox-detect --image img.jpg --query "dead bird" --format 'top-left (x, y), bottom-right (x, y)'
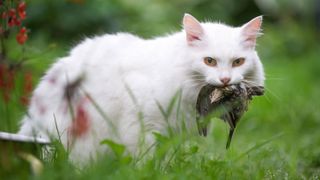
top-left (196, 83), bottom-right (264, 149)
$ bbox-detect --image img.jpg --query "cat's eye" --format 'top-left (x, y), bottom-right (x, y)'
top-left (232, 58), bottom-right (245, 67)
top-left (204, 57), bottom-right (217, 67)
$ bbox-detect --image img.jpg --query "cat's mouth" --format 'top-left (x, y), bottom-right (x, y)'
top-left (207, 82), bottom-right (239, 88)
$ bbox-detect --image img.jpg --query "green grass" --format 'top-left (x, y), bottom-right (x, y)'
top-left (1, 25), bottom-right (320, 179)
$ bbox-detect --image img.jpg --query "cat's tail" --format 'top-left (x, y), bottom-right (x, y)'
top-left (17, 56), bottom-right (82, 139)
top-left (18, 116), bottom-right (33, 135)
top-left (18, 115), bottom-right (48, 139)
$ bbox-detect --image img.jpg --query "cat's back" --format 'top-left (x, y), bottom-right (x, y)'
top-left (70, 33), bottom-right (143, 59)
top-left (44, 32), bottom-right (148, 85)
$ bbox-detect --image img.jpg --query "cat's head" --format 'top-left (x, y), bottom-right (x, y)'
top-left (183, 14), bottom-right (264, 87)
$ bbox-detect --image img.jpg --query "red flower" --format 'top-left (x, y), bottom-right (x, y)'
top-left (18, 2), bottom-right (26, 11)
top-left (18, 1), bottom-right (26, 20)
top-left (8, 9), bottom-right (16, 17)
top-left (69, 103), bottom-right (90, 138)
top-left (20, 27), bottom-right (27, 33)
top-left (14, 18), bottom-right (21, 26)
top-left (0, 64), bottom-right (16, 103)
top-left (8, 16), bottom-right (17, 27)
top-left (16, 27), bottom-right (28, 45)
top-left (7, 9), bottom-right (18, 27)
top-left (20, 72), bottom-right (33, 106)
top-left (16, 32), bottom-right (27, 44)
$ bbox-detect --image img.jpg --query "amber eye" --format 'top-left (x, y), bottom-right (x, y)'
top-left (204, 57), bottom-right (217, 67)
top-left (232, 58), bottom-right (245, 67)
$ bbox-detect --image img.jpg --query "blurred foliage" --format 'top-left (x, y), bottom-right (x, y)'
top-left (27, 0), bottom-right (253, 40)
top-left (26, 0), bottom-right (316, 41)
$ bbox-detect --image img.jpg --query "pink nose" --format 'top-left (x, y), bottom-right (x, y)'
top-left (220, 77), bottom-right (231, 85)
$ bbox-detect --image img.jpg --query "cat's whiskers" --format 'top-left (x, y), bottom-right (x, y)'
top-left (182, 80), bottom-right (205, 89)
top-left (263, 72), bottom-right (282, 77)
top-left (242, 79), bottom-right (280, 101)
top-left (242, 79), bottom-right (271, 103)
top-left (245, 74), bottom-right (286, 81)
top-left (184, 74), bottom-right (206, 85)
top-left (187, 74), bottom-right (205, 80)
top-left (181, 78), bottom-right (207, 89)
top-left (242, 79), bottom-right (261, 88)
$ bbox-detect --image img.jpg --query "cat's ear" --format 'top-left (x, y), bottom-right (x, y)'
top-left (183, 13), bottom-right (204, 45)
top-left (241, 16), bottom-right (263, 49)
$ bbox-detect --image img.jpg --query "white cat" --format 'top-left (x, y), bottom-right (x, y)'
top-left (19, 14), bottom-right (264, 165)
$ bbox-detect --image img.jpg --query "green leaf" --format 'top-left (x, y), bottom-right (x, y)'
top-left (152, 132), bottom-right (169, 144)
top-left (120, 156), bottom-right (133, 164)
top-left (100, 139), bottom-right (126, 158)
top-left (189, 145), bottom-right (199, 154)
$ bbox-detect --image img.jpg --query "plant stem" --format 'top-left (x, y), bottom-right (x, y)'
top-left (0, 36), bottom-right (6, 62)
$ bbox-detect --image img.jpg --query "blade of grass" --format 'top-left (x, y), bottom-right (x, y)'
top-left (134, 141), bottom-right (157, 164)
top-left (162, 143), bottom-right (181, 172)
top-left (81, 88), bottom-right (119, 138)
top-left (53, 114), bottom-right (62, 144)
top-left (155, 90), bottom-right (182, 136)
top-left (124, 84), bottom-right (147, 153)
top-left (233, 132), bottom-right (284, 161)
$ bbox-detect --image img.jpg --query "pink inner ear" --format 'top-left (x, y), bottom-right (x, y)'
top-left (187, 34), bottom-right (201, 42)
top-left (247, 20), bottom-right (261, 33)
top-left (183, 14), bottom-right (204, 44)
top-left (245, 36), bottom-right (256, 44)
top-left (242, 16), bottom-right (262, 48)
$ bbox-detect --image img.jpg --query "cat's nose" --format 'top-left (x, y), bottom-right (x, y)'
top-left (220, 77), bottom-right (231, 85)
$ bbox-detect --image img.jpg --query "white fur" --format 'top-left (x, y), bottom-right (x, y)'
top-left (19, 14), bottom-right (264, 165)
